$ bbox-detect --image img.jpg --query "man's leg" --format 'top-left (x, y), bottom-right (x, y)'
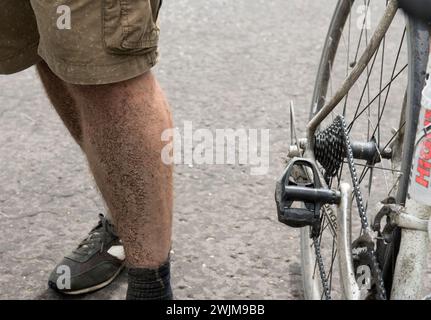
top-left (38, 60), bottom-right (174, 297)
top-left (65, 72), bottom-right (174, 299)
top-left (28, 0), bottom-right (173, 299)
top-left (37, 61), bottom-right (127, 295)
top-left (65, 71), bottom-right (174, 268)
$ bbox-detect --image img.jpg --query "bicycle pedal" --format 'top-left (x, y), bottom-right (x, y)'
top-left (275, 157), bottom-right (341, 229)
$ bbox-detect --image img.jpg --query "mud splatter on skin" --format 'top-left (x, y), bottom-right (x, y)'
top-left (62, 71), bottom-right (174, 268)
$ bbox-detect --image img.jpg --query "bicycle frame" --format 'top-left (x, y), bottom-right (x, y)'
top-left (302, 0), bottom-right (431, 299)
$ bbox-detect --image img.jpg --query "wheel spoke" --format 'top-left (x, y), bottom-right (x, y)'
top-left (370, 28), bottom-right (406, 140)
top-left (348, 64), bottom-right (407, 130)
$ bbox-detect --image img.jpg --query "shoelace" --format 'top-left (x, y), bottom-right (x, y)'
top-left (73, 214), bottom-right (113, 256)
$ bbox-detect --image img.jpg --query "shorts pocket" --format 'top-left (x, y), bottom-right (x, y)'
top-left (102, 0), bottom-right (161, 55)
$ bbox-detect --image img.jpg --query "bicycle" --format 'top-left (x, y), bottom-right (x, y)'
top-left (275, 0), bottom-right (431, 300)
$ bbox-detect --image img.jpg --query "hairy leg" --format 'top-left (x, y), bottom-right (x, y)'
top-left (65, 72), bottom-right (173, 268)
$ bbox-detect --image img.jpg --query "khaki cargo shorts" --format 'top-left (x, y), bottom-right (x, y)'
top-left (0, 0), bottom-right (162, 85)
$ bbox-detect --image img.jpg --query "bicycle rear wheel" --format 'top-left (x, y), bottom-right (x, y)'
top-left (301, 0), bottom-right (428, 299)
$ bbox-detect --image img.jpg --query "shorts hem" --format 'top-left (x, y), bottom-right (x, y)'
top-left (38, 49), bottom-right (159, 85)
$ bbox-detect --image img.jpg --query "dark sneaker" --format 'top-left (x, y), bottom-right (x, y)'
top-left (48, 214), bottom-right (125, 295)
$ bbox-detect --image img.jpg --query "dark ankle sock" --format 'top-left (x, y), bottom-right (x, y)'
top-left (126, 260), bottom-right (173, 300)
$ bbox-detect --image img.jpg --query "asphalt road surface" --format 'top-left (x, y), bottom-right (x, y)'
top-left (0, 0), bottom-right (430, 300)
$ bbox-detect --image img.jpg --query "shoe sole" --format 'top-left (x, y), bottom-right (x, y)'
top-left (53, 264), bottom-right (125, 295)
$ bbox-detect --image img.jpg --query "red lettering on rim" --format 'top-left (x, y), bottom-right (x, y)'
top-left (416, 159), bottom-right (431, 188)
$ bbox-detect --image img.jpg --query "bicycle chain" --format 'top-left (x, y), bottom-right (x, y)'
top-left (313, 115), bottom-right (387, 300)
top-left (313, 237), bottom-right (332, 300)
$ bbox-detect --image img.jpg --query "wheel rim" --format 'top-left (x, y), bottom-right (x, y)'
top-left (301, 0), bottom-right (410, 300)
